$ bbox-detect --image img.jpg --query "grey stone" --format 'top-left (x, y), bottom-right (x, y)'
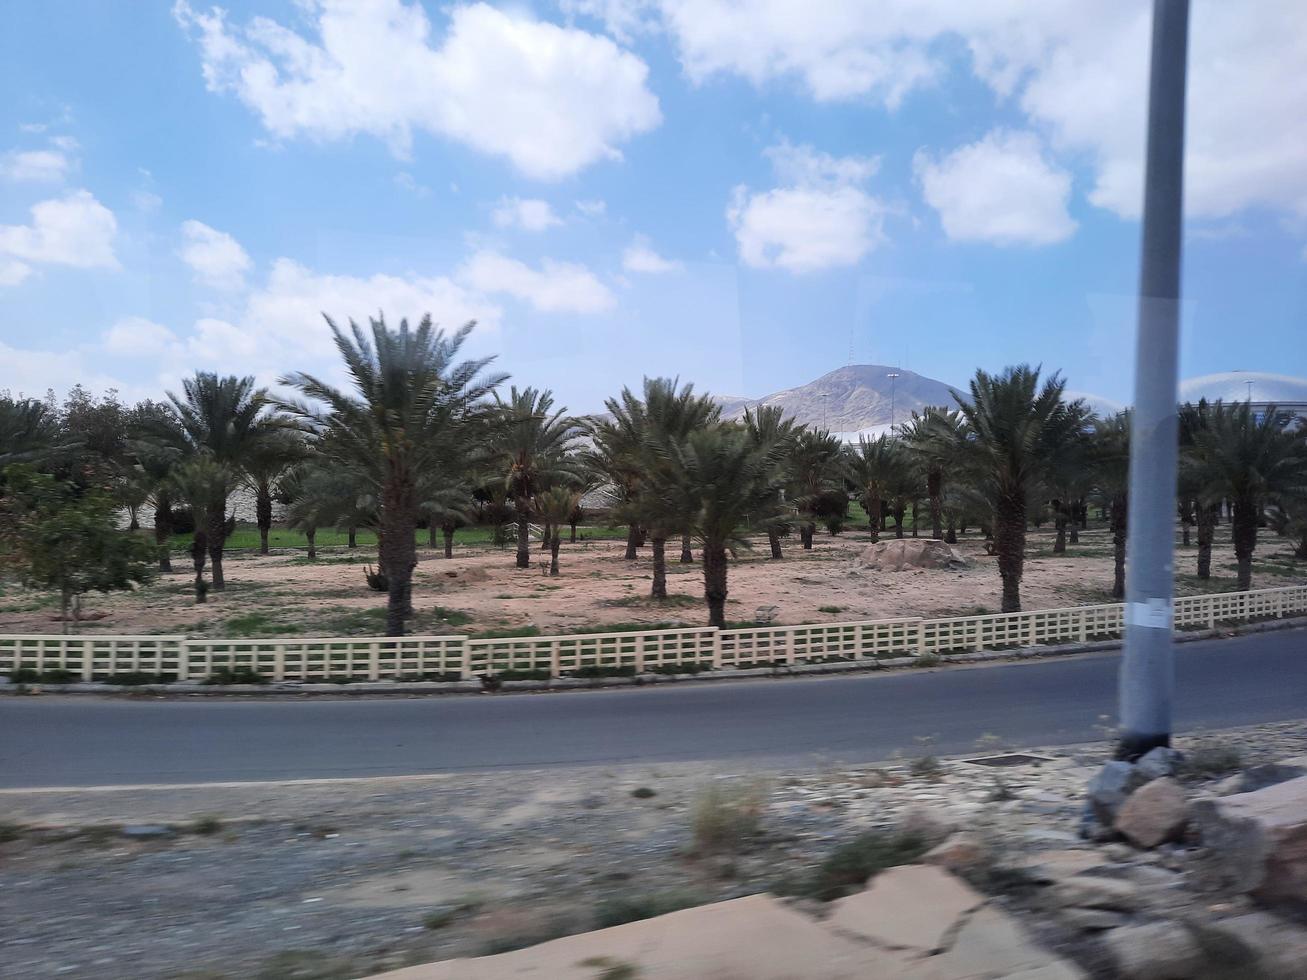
top-left (1052, 875), bottom-right (1140, 912)
top-left (1087, 762), bottom-right (1148, 826)
top-left (1104, 921), bottom-right (1201, 979)
top-left (1056, 907), bottom-right (1128, 932)
top-left (1135, 747), bottom-right (1183, 781)
top-left (1202, 912), bottom-right (1307, 980)
top-left (1236, 763), bottom-right (1307, 794)
top-left (1191, 775), bottom-right (1307, 904)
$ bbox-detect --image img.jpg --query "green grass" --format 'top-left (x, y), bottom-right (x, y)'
top-left (222, 612), bottom-right (304, 637)
top-left (168, 522), bottom-right (630, 555)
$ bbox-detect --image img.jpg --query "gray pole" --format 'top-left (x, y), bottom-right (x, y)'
top-left (1117, 0), bottom-right (1189, 760)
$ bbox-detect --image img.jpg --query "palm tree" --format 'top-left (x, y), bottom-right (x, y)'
top-left (243, 430), bottom-right (308, 555)
top-left (168, 456), bottom-right (234, 603)
top-left (1178, 400), bottom-right (1220, 578)
top-left (587, 386), bottom-right (648, 561)
top-left (536, 485), bottom-right (583, 576)
top-left (953, 366), bottom-right (1083, 613)
top-left (744, 405), bottom-right (800, 559)
top-left (651, 423), bottom-right (784, 627)
top-left (0, 396), bottom-right (65, 469)
top-left (1091, 412), bottom-right (1131, 599)
top-left (493, 387), bottom-right (582, 570)
top-left (900, 407), bottom-right (962, 540)
top-left (786, 428), bottom-right (845, 549)
top-left (164, 373), bottom-right (281, 590)
top-left (1183, 400), bottom-right (1306, 590)
top-left (848, 434), bottom-right (910, 543)
top-left (279, 315), bottom-right (504, 636)
top-left (420, 474), bottom-right (476, 558)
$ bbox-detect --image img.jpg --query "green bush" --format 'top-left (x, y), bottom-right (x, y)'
top-left (691, 781), bottom-right (766, 854)
top-left (101, 671), bottom-right (177, 685)
top-left (594, 890), bottom-right (704, 929)
top-left (202, 666), bottom-right (267, 685)
top-left (8, 667), bottom-right (79, 684)
top-left (568, 665), bottom-right (637, 679)
top-left (647, 661), bottom-right (711, 675)
top-left (784, 828), bottom-right (932, 901)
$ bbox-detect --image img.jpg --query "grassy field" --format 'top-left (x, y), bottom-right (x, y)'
top-left (168, 522), bottom-right (631, 553)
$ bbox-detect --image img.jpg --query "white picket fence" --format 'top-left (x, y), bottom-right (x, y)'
top-left (2, 584), bottom-right (1305, 684)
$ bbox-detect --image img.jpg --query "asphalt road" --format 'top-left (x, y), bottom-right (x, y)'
top-left (2, 628), bottom-right (1305, 789)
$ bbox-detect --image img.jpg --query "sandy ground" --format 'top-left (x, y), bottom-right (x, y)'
top-left (1, 523), bottom-right (1304, 638)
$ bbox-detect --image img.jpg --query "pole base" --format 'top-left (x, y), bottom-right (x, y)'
top-left (1114, 731), bottom-right (1171, 762)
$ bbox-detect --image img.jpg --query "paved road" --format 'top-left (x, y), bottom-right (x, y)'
top-left (2, 629), bottom-right (1305, 789)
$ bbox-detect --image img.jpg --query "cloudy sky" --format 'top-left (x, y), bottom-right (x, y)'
top-left (2, 0), bottom-right (1305, 412)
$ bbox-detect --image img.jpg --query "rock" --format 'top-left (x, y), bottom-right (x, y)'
top-left (921, 832), bottom-right (990, 874)
top-left (1056, 907), bottom-right (1128, 932)
top-left (1014, 849), bottom-right (1108, 884)
top-left (927, 906), bottom-right (1084, 978)
top-left (1135, 747), bottom-right (1183, 781)
top-left (1235, 763), bottom-right (1307, 794)
top-left (1190, 775), bottom-right (1307, 905)
top-left (1103, 922), bottom-right (1201, 979)
top-left (1052, 875), bottom-right (1140, 912)
top-left (854, 539), bottom-right (969, 572)
top-left (827, 864), bottom-right (984, 952)
top-left (121, 824), bottom-right (173, 839)
top-left (1114, 778), bottom-right (1187, 849)
top-left (1201, 911), bottom-right (1307, 980)
top-left (1087, 762), bottom-right (1149, 826)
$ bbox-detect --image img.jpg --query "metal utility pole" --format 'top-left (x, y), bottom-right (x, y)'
top-left (887, 372), bottom-right (900, 429)
top-left (1117, 0), bottom-right (1189, 760)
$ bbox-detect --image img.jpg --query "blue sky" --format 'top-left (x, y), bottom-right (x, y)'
top-left (1, 0), bottom-right (1304, 414)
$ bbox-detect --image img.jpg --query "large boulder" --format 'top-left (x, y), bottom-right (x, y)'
top-left (1087, 761), bottom-right (1150, 827)
top-left (855, 538), bottom-right (968, 572)
top-left (1114, 777), bottom-right (1188, 849)
top-left (1191, 775), bottom-right (1307, 905)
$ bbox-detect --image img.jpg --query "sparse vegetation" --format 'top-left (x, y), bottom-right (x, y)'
top-left (594, 890), bottom-right (704, 928)
top-left (691, 781), bottom-right (766, 854)
top-left (781, 828), bottom-right (934, 901)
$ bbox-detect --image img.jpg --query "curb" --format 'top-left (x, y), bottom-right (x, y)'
top-left (5, 616), bottom-right (1303, 700)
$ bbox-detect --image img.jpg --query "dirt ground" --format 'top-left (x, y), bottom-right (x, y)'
top-left (1, 522), bottom-right (1304, 638)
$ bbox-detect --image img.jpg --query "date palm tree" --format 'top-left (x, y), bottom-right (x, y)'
top-left (0, 396), bottom-right (65, 469)
top-left (900, 406), bottom-right (962, 540)
top-left (786, 428), bottom-right (846, 549)
top-left (953, 365), bottom-right (1083, 612)
top-left (493, 387), bottom-right (582, 570)
top-left (243, 430), bottom-right (308, 555)
top-left (164, 373), bottom-right (281, 591)
top-left (536, 485), bottom-right (583, 576)
top-left (1183, 400), bottom-right (1306, 590)
top-left (1091, 411), bottom-right (1131, 599)
top-left (168, 456), bottom-right (234, 603)
top-left (587, 386), bottom-right (648, 561)
top-left (279, 314), bottom-right (504, 636)
top-left (650, 423), bottom-right (785, 627)
top-left (849, 434), bottom-right (909, 543)
top-left (744, 405), bottom-right (800, 559)
top-left (1178, 400), bottom-right (1220, 578)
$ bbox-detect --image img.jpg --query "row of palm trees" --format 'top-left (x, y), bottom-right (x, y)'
top-left (2, 315), bottom-right (1305, 635)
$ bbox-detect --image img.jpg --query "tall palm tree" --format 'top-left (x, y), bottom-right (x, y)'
top-left (744, 405), bottom-right (800, 559)
top-left (164, 373), bottom-right (280, 590)
top-left (1178, 400), bottom-right (1220, 578)
top-left (953, 366), bottom-right (1083, 613)
top-left (168, 456), bottom-right (234, 603)
top-left (243, 430), bottom-right (308, 555)
top-left (279, 315), bottom-right (504, 636)
top-left (900, 406), bottom-right (962, 540)
top-left (786, 428), bottom-right (846, 549)
top-left (848, 434), bottom-right (910, 543)
top-left (1183, 400), bottom-right (1306, 590)
top-left (0, 396), bottom-right (66, 469)
top-left (651, 423), bottom-right (784, 628)
top-left (420, 473), bottom-right (476, 558)
top-left (493, 387), bottom-right (582, 569)
top-left (587, 386), bottom-right (648, 561)
top-left (1091, 412), bottom-right (1131, 599)
top-left (536, 485), bottom-right (583, 576)
top-left (1045, 402), bottom-right (1095, 554)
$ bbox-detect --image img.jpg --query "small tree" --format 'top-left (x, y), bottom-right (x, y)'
top-left (0, 467), bottom-right (155, 631)
top-left (536, 486), bottom-right (582, 576)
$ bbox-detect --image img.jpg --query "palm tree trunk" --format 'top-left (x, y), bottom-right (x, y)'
top-left (1295, 531), bottom-right (1307, 561)
top-left (154, 490), bottom-right (173, 573)
top-left (928, 470), bottom-right (943, 540)
top-left (191, 527), bottom-right (208, 604)
top-left (944, 516), bottom-right (957, 545)
top-left (768, 528), bottom-right (782, 559)
top-left (428, 524), bottom-right (438, 548)
top-left (570, 521), bottom-right (578, 544)
top-left (651, 536), bottom-right (667, 598)
top-left (348, 526), bottom-right (357, 549)
top-left (800, 523), bottom-right (814, 549)
top-left (635, 525), bottom-right (647, 548)
top-left (381, 489), bottom-right (417, 637)
top-left (624, 525), bottom-right (638, 560)
top-left (680, 532), bottom-right (693, 563)
top-left (516, 512), bottom-right (530, 569)
top-left (702, 543), bottom-right (728, 628)
top-left (540, 523), bottom-right (551, 551)
top-left (1181, 522), bottom-right (1191, 547)
top-left (1053, 514), bottom-right (1067, 554)
top-left (306, 527), bottom-right (317, 561)
top-left (206, 502), bottom-right (226, 591)
top-left (1110, 495), bottom-right (1127, 600)
top-left (128, 508), bottom-right (140, 532)
top-left (1232, 497), bottom-right (1258, 591)
top-left (550, 531), bottom-right (561, 576)
top-left (894, 509), bottom-right (905, 539)
top-left (1196, 504), bottom-right (1216, 578)
top-left (995, 495), bottom-right (1026, 613)
top-left (257, 483), bottom-right (272, 555)
top-left (867, 492), bottom-right (881, 542)
top-left (911, 501), bottom-right (919, 538)
top-left (443, 527), bottom-right (454, 559)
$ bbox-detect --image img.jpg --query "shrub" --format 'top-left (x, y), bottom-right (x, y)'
top-left (102, 671), bottom-right (176, 686)
top-left (490, 668), bottom-right (550, 682)
top-left (191, 816), bottom-right (223, 835)
top-left (568, 665), bottom-right (637, 679)
top-left (203, 666), bottom-right (267, 685)
top-left (630, 786), bottom-right (657, 799)
top-left (364, 565), bottom-right (388, 592)
top-left (691, 781), bottom-right (765, 854)
top-left (1177, 742), bottom-right (1243, 780)
top-left (785, 828), bottom-right (933, 901)
top-left (594, 890), bottom-right (703, 929)
top-left (647, 662), bottom-right (711, 675)
top-left (9, 667), bottom-right (79, 684)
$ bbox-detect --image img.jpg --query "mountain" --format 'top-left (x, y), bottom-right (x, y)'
top-left (716, 365), bottom-right (962, 437)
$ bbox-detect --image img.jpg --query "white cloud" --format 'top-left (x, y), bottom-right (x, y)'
top-left (104, 316), bottom-right (182, 356)
top-left (132, 190), bottom-right (163, 212)
top-left (492, 197), bottom-right (562, 232)
top-left (179, 220), bottom-right (252, 291)
top-left (575, 198), bottom-right (607, 217)
top-left (0, 190), bottom-right (118, 280)
top-left (1, 147), bottom-right (73, 182)
top-left (393, 172), bottom-right (430, 197)
top-left (458, 250), bottom-right (615, 313)
top-left (728, 141), bottom-right (885, 273)
top-left (174, 0), bottom-right (662, 180)
top-left (0, 260), bottom-right (32, 287)
top-left (914, 129), bottom-right (1076, 245)
top-left (622, 234), bottom-right (682, 273)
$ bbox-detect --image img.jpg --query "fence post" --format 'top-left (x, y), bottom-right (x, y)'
top-left (711, 628), bottom-right (722, 669)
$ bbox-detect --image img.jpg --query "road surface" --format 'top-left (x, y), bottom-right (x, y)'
top-left (1, 628), bottom-right (1304, 788)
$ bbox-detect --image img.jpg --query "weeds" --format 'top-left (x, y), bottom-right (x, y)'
top-left (1177, 741), bottom-right (1243, 780)
top-left (691, 781), bottom-right (766, 854)
top-left (594, 890), bottom-right (704, 929)
top-left (191, 815), bottom-right (223, 835)
top-left (780, 828), bottom-right (933, 901)
top-left (203, 666), bottom-right (267, 685)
